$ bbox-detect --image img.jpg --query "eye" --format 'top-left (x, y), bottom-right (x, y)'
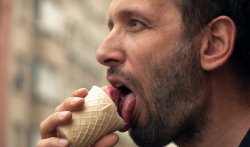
top-left (129, 19), bottom-right (146, 32)
top-left (131, 20), bottom-right (140, 27)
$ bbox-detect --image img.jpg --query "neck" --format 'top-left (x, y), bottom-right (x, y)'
top-left (174, 68), bottom-right (250, 147)
top-left (198, 71), bottom-right (250, 147)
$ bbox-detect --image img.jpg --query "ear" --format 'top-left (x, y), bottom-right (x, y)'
top-left (200, 16), bottom-right (237, 71)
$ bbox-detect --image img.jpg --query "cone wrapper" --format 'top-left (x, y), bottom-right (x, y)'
top-left (57, 86), bottom-right (125, 147)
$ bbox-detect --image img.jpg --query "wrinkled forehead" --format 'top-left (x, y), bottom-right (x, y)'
top-left (107, 0), bottom-right (179, 20)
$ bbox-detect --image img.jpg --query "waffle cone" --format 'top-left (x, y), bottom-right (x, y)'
top-left (57, 86), bottom-right (125, 147)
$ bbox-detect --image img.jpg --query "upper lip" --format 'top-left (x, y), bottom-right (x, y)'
top-left (107, 75), bottom-right (133, 94)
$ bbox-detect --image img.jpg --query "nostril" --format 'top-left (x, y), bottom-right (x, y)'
top-left (96, 50), bottom-right (125, 67)
top-left (104, 59), bottom-right (121, 66)
top-left (96, 52), bottom-right (118, 66)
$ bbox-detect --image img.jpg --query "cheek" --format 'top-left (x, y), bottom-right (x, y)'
top-left (125, 46), bottom-right (152, 80)
top-left (124, 38), bottom-right (172, 123)
top-left (126, 53), bottom-right (155, 125)
top-left (134, 96), bottom-right (149, 125)
top-left (133, 54), bottom-right (154, 85)
top-left (133, 53), bottom-right (160, 119)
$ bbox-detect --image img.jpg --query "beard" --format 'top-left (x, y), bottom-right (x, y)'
top-left (108, 36), bottom-right (209, 147)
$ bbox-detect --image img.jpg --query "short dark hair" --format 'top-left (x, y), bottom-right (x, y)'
top-left (175, 0), bottom-right (250, 88)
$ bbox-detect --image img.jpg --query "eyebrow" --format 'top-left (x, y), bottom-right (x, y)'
top-left (107, 8), bottom-right (154, 25)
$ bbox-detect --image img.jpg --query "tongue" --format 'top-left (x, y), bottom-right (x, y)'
top-left (102, 86), bottom-right (136, 131)
top-left (119, 93), bottom-right (136, 131)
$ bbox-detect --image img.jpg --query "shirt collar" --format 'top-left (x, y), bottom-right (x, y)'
top-left (239, 129), bottom-right (250, 147)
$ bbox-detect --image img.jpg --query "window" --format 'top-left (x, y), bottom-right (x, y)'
top-left (36, 0), bottom-right (64, 35)
top-left (31, 61), bottom-right (63, 103)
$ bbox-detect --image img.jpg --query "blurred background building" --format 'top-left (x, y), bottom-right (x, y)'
top-left (0, 0), bottom-right (178, 147)
top-left (1, 0), bottom-right (137, 146)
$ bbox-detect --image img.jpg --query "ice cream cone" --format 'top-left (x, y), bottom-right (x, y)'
top-left (57, 86), bottom-right (125, 147)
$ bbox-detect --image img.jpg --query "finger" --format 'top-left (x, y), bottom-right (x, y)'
top-left (71, 88), bottom-right (88, 97)
top-left (55, 88), bottom-right (88, 112)
top-left (36, 137), bottom-right (70, 147)
top-left (93, 133), bottom-right (119, 147)
top-left (40, 111), bottom-right (72, 139)
top-left (55, 97), bottom-right (84, 112)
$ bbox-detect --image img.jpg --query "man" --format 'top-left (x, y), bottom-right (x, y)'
top-left (37, 0), bottom-right (250, 146)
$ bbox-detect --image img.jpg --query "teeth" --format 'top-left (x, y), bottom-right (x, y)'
top-left (115, 83), bottom-right (123, 88)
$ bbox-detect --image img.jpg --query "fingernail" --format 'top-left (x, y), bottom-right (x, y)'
top-left (59, 139), bottom-right (69, 146)
top-left (58, 111), bottom-right (69, 120)
top-left (71, 97), bottom-right (83, 105)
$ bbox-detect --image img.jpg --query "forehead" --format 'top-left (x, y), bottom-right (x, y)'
top-left (108, 0), bottom-right (179, 20)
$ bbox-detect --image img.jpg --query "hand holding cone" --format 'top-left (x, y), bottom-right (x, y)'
top-left (57, 86), bottom-right (125, 147)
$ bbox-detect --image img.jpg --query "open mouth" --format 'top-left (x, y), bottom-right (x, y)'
top-left (103, 80), bottom-right (136, 132)
top-left (114, 84), bottom-right (136, 131)
top-left (117, 85), bottom-right (132, 100)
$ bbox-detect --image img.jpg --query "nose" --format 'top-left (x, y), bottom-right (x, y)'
top-left (96, 29), bottom-right (125, 67)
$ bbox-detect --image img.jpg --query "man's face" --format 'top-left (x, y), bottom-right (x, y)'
top-left (96, 0), bottom-right (208, 146)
